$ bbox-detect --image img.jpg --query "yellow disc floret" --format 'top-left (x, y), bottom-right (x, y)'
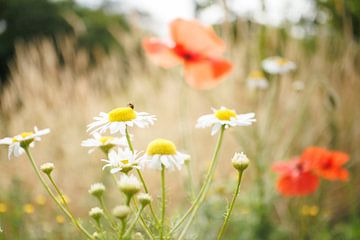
top-left (215, 108), bottom-right (237, 121)
top-left (146, 139), bottom-right (176, 155)
top-left (108, 107), bottom-right (137, 122)
top-left (276, 58), bottom-right (289, 65)
top-left (12, 131), bottom-right (34, 143)
top-left (99, 136), bottom-right (114, 145)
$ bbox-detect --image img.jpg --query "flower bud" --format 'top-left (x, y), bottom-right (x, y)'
top-left (112, 205), bottom-right (131, 220)
top-left (137, 193), bottom-right (152, 207)
top-left (117, 175), bottom-right (141, 198)
top-left (40, 162), bottom-right (55, 175)
top-left (88, 183), bottom-right (106, 198)
top-left (92, 232), bottom-right (101, 239)
top-left (89, 207), bottom-right (104, 221)
top-left (232, 152), bottom-right (249, 171)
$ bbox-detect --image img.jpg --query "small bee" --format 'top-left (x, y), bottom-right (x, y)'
top-left (128, 103), bottom-right (134, 109)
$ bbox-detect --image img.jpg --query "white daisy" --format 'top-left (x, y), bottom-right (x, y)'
top-left (196, 107), bottom-right (256, 135)
top-left (246, 70), bottom-right (269, 90)
top-left (262, 56), bottom-right (296, 74)
top-left (0, 127), bottom-right (50, 159)
top-left (102, 148), bottom-right (141, 174)
top-left (140, 138), bottom-right (190, 171)
top-left (81, 132), bottom-right (129, 154)
top-left (87, 106), bottom-right (156, 135)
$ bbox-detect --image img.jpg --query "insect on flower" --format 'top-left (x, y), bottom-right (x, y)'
top-left (143, 18), bottom-right (232, 90)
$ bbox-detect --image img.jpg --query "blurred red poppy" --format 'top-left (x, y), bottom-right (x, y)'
top-left (142, 18), bottom-right (232, 89)
top-left (301, 147), bottom-right (349, 181)
top-left (272, 158), bottom-right (319, 196)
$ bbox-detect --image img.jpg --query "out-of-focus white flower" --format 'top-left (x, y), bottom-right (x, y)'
top-left (81, 132), bottom-right (128, 154)
top-left (87, 106), bottom-right (156, 135)
top-left (262, 56), bottom-right (296, 74)
top-left (88, 183), bottom-right (106, 198)
top-left (246, 70), bottom-right (269, 90)
top-left (102, 148), bottom-right (141, 174)
top-left (0, 127), bottom-right (50, 159)
top-left (196, 107), bottom-right (256, 135)
top-left (140, 139), bottom-right (189, 171)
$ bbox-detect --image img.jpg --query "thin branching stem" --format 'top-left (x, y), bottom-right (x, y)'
top-left (160, 165), bottom-right (166, 240)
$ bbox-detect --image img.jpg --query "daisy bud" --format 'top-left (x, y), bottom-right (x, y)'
top-left (89, 183), bottom-right (106, 198)
top-left (117, 175), bottom-right (141, 199)
top-left (40, 162), bottom-right (55, 175)
top-left (137, 193), bottom-right (152, 207)
top-left (112, 205), bottom-right (131, 220)
top-left (89, 207), bottom-right (104, 222)
top-left (232, 152), bottom-right (249, 172)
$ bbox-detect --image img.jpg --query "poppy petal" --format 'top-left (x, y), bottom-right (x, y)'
top-left (183, 58), bottom-right (232, 89)
top-left (277, 172), bottom-right (319, 196)
top-left (170, 18), bottom-right (225, 57)
top-left (142, 38), bottom-right (182, 68)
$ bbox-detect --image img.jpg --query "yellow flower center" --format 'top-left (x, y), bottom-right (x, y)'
top-left (121, 159), bottom-right (129, 164)
top-left (276, 58), bottom-right (289, 65)
top-left (99, 136), bottom-right (113, 145)
top-left (146, 139), bottom-right (176, 155)
top-left (23, 204), bottom-right (35, 214)
top-left (0, 203), bottom-right (7, 213)
top-left (12, 131), bottom-right (34, 142)
top-left (249, 70), bottom-right (264, 79)
top-left (215, 109), bottom-right (236, 121)
top-left (108, 107), bottom-right (137, 122)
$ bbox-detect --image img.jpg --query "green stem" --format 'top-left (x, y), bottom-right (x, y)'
top-left (217, 170), bottom-right (244, 240)
top-left (160, 165), bottom-right (166, 240)
top-left (169, 126), bottom-right (225, 238)
top-left (125, 126), bottom-right (160, 226)
top-left (47, 175), bottom-right (71, 211)
top-left (24, 148), bottom-right (93, 239)
top-left (119, 219), bottom-right (126, 240)
top-left (99, 196), bottom-right (118, 230)
top-left (123, 206), bottom-right (144, 238)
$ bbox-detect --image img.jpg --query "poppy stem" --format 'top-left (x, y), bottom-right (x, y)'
top-left (217, 170), bottom-right (244, 239)
top-left (170, 126), bottom-right (225, 239)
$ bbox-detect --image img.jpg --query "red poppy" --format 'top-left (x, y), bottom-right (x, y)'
top-left (142, 18), bottom-right (232, 89)
top-left (301, 147), bottom-right (349, 181)
top-left (272, 158), bottom-right (319, 196)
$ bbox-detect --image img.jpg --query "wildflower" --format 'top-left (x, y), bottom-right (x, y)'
top-left (137, 193), bottom-right (152, 207)
top-left (112, 205), bottom-right (131, 220)
top-left (117, 175), bottom-right (141, 198)
top-left (89, 207), bottom-right (104, 221)
top-left (232, 152), bottom-right (249, 171)
top-left (262, 56), bottom-right (296, 74)
top-left (301, 205), bottom-right (319, 217)
top-left (140, 138), bottom-right (189, 170)
top-left (40, 162), bottom-right (54, 175)
top-left (87, 106), bottom-right (156, 135)
top-left (23, 203), bottom-right (35, 214)
top-left (88, 183), bottom-right (106, 198)
top-left (102, 148), bottom-right (141, 174)
top-left (301, 147), bottom-right (349, 181)
top-left (56, 215), bottom-right (65, 224)
top-left (35, 195), bottom-right (46, 206)
top-left (81, 132), bottom-right (128, 154)
top-left (196, 106), bottom-right (256, 135)
top-left (143, 18), bottom-right (232, 89)
top-left (0, 127), bottom-right (50, 159)
top-left (0, 202), bottom-right (7, 213)
top-left (272, 158), bottom-right (319, 196)
top-left (246, 70), bottom-right (268, 90)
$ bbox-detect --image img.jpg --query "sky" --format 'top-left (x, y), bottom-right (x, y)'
top-left (75, 0), bottom-right (317, 36)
